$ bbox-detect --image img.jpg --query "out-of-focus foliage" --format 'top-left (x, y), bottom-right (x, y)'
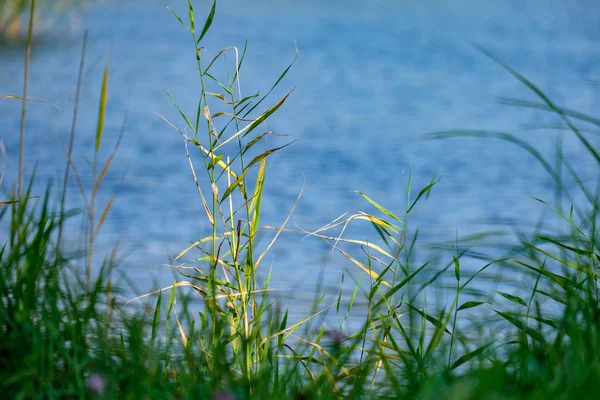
top-left (0, 0), bottom-right (93, 38)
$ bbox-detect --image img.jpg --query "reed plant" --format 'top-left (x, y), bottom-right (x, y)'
top-left (2, 0), bottom-right (600, 398)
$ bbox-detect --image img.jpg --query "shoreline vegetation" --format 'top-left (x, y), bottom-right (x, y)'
top-left (2, 1), bottom-right (600, 398)
top-left (0, 0), bottom-right (88, 39)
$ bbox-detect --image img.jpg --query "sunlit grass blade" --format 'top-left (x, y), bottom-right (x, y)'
top-left (260, 303), bottom-right (336, 347)
top-left (186, 0), bottom-right (195, 35)
top-left (245, 141), bottom-right (295, 170)
top-left (220, 168), bottom-right (250, 202)
top-left (213, 90), bottom-right (294, 151)
top-left (175, 232), bottom-right (233, 260)
top-left (355, 191), bottom-right (402, 224)
top-left (249, 158), bottom-right (266, 234)
top-left (95, 63), bottom-right (109, 153)
top-left (329, 243), bottom-right (391, 287)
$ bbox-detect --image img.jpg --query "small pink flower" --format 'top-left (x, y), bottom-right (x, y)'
top-left (214, 390), bottom-right (235, 400)
top-left (328, 329), bottom-right (343, 345)
top-left (86, 373), bottom-right (106, 394)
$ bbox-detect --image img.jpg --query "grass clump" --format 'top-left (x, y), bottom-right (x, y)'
top-left (2, 0), bottom-right (600, 398)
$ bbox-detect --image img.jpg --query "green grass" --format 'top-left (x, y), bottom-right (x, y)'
top-left (2, 0), bottom-right (600, 398)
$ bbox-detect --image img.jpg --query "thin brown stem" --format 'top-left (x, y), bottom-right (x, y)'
top-left (57, 30), bottom-right (88, 257)
top-left (18, 0), bottom-right (35, 199)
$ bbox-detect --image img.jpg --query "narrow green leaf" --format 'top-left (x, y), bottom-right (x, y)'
top-left (536, 289), bottom-right (567, 305)
top-left (495, 310), bottom-right (545, 343)
top-left (197, 0), bottom-right (216, 44)
top-left (355, 191), bottom-right (402, 223)
top-left (511, 258), bottom-right (575, 290)
top-left (536, 235), bottom-right (597, 258)
top-left (241, 132), bottom-right (267, 156)
top-left (270, 42), bottom-right (298, 89)
top-left (166, 5), bottom-right (187, 30)
top-left (496, 291), bottom-right (527, 307)
top-left (249, 158), bottom-right (266, 233)
top-left (406, 303), bottom-right (451, 335)
top-left (450, 341), bottom-right (495, 370)
top-left (347, 276), bottom-right (360, 316)
top-left (374, 262), bottom-right (429, 310)
top-left (95, 63), bottom-right (109, 153)
top-left (406, 178), bottom-right (440, 214)
top-left (528, 315), bottom-right (559, 330)
top-left (204, 73), bottom-right (233, 95)
top-left (151, 291), bottom-right (162, 347)
top-left (524, 242), bottom-right (586, 272)
top-left (187, 0), bottom-right (195, 34)
top-left (243, 90), bottom-right (294, 139)
top-left (279, 309), bottom-right (288, 332)
top-left (220, 168), bottom-right (250, 203)
top-left (425, 309), bottom-right (452, 360)
top-left (242, 45), bottom-right (298, 119)
top-left (236, 93), bottom-right (259, 109)
top-left (207, 154), bottom-right (224, 169)
top-left (232, 40), bottom-right (248, 84)
top-left (165, 282), bottom-right (177, 334)
top-left (245, 141), bottom-right (294, 170)
top-left (453, 255), bottom-right (460, 281)
top-left (457, 301), bottom-right (489, 312)
top-left (167, 92), bottom-right (195, 133)
top-left (336, 275), bottom-right (343, 314)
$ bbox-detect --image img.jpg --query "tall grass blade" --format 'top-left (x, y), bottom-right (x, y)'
top-left (355, 191), bottom-right (402, 224)
top-left (187, 0), bottom-right (195, 35)
top-left (197, 0), bottom-right (216, 44)
top-left (95, 63), bottom-right (109, 153)
top-left (57, 30), bottom-right (88, 254)
top-left (406, 178), bottom-right (439, 214)
top-left (18, 0), bottom-right (35, 199)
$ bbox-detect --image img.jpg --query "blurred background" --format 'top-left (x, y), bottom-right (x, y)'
top-left (1, 0), bottom-right (599, 317)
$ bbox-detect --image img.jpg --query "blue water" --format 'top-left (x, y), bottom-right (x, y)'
top-left (1, 0), bottom-right (599, 319)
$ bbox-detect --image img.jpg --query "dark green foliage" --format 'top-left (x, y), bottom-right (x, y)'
top-left (2, 1), bottom-right (600, 399)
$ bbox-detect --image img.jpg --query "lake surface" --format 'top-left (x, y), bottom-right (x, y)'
top-left (1, 0), bottom-right (599, 320)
